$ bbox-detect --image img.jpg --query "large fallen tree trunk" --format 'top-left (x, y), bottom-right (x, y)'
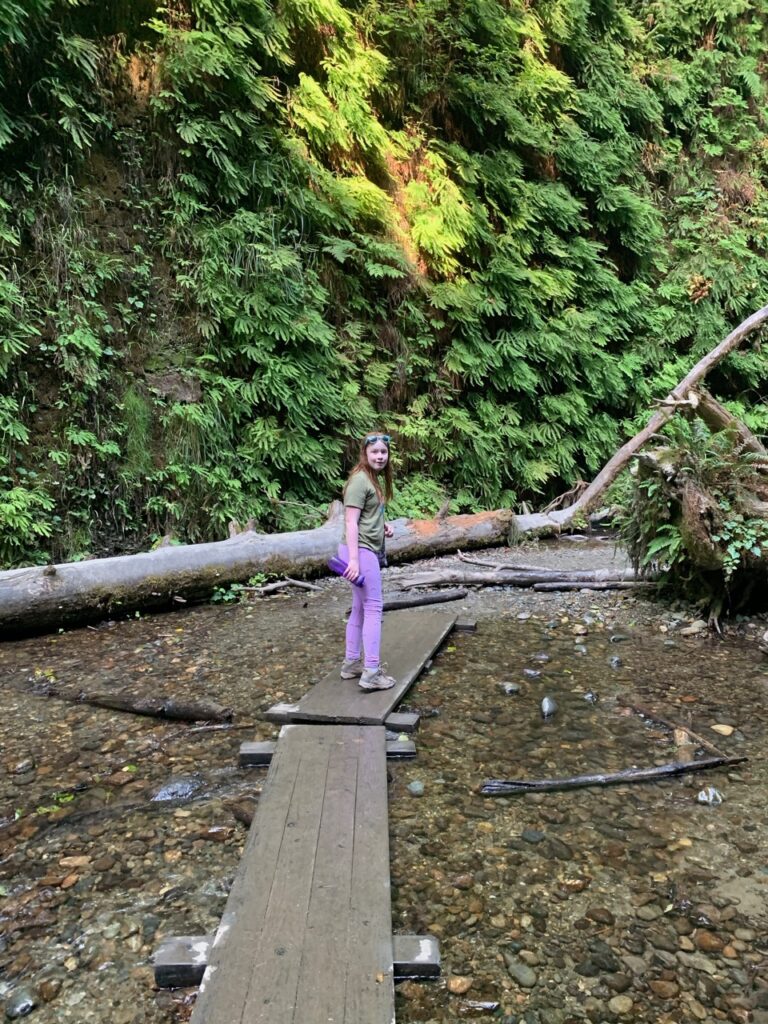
top-left (2, 306), bottom-right (767, 637)
top-left (0, 506), bottom-right (515, 637)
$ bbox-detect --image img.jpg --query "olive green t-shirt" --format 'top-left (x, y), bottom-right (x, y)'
top-left (342, 470), bottom-right (385, 554)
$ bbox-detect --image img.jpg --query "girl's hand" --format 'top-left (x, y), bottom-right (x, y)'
top-left (384, 523), bottom-right (394, 538)
top-left (344, 558), bottom-right (360, 582)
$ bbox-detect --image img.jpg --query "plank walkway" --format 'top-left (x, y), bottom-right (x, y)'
top-left (265, 609), bottom-right (457, 725)
top-left (189, 724), bottom-right (394, 1024)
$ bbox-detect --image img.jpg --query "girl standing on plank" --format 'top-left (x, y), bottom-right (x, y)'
top-left (338, 432), bottom-right (396, 691)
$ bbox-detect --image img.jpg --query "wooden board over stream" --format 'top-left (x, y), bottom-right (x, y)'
top-left (265, 609), bottom-right (457, 726)
top-left (190, 723), bottom-right (393, 1024)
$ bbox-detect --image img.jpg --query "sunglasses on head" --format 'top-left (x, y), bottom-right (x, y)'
top-left (365, 434), bottom-right (391, 445)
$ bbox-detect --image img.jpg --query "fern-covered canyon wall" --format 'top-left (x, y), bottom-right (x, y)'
top-left (2, 0), bottom-right (768, 566)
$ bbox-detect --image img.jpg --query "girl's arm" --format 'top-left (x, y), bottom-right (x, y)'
top-left (344, 507), bottom-right (362, 581)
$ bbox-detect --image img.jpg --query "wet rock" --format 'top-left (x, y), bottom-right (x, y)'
top-left (649, 980), bottom-right (679, 998)
top-left (635, 904), bottom-right (663, 921)
top-left (523, 669), bottom-right (542, 679)
top-left (407, 781), bottom-right (424, 796)
top-left (503, 953), bottom-right (537, 988)
top-left (677, 950), bottom-right (718, 975)
top-left (586, 939), bottom-right (620, 972)
top-left (608, 994), bottom-right (634, 1015)
top-left (540, 697), bottom-right (558, 719)
top-left (37, 976), bottom-right (62, 1003)
top-left (695, 930), bottom-right (724, 953)
top-left (608, 655), bottom-right (623, 669)
top-left (502, 683), bottom-right (521, 695)
top-left (521, 829), bottom-right (545, 844)
top-left (92, 854), bottom-right (117, 872)
top-left (5, 987), bottom-right (37, 1019)
top-left (604, 973), bottom-right (632, 993)
top-left (530, 653), bottom-right (551, 663)
top-left (11, 758), bottom-right (35, 775)
top-left (545, 837), bottom-right (572, 860)
top-left (447, 975), bottom-right (473, 995)
top-left (586, 907), bottom-right (615, 926)
top-left (620, 954), bottom-right (647, 976)
top-left (646, 927), bottom-right (678, 953)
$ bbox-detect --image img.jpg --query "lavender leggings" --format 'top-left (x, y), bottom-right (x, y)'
top-left (339, 544), bottom-right (382, 668)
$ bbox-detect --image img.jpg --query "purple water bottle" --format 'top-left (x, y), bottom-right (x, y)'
top-left (328, 555), bottom-right (365, 587)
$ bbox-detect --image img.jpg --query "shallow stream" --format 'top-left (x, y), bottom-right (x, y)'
top-left (1, 541), bottom-right (766, 1024)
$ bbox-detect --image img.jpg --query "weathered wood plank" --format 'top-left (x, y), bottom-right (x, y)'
top-left (267, 610), bottom-right (455, 725)
top-left (189, 725), bottom-right (394, 1024)
top-left (345, 725), bottom-right (394, 1023)
top-left (239, 737), bottom-right (416, 766)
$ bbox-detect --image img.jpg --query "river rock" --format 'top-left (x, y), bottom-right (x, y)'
top-left (5, 987), bottom-right (37, 1019)
top-left (695, 930), bottom-right (724, 953)
top-left (649, 980), bottom-right (679, 998)
top-left (636, 903), bottom-right (663, 921)
top-left (607, 994), bottom-right (634, 1015)
top-left (586, 907), bottom-right (615, 926)
top-left (151, 775), bottom-right (203, 802)
top-left (680, 620), bottom-right (707, 635)
top-left (503, 952), bottom-right (537, 987)
top-left (447, 975), bottom-right (473, 994)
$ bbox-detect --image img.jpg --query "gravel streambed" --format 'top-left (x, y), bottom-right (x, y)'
top-left (0, 538), bottom-right (766, 1024)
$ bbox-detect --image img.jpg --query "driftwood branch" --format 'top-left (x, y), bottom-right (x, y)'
top-left (617, 699), bottom-right (731, 759)
top-left (480, 755), bottom-right (747, 795)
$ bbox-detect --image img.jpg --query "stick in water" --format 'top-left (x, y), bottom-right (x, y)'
top-left (480, 755), bottom-right (747, 796)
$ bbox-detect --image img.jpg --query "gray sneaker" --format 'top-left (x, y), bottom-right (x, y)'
top-left (340, 658), bottom-right (363, 679)
top-left (359, 666), bottom-right (396, 691)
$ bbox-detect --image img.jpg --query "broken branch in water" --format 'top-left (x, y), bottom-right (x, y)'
top-left (480, 755), bottom-right (747, 795)
top-left (616, 698), bottom-right (730, 759)
top-left (382, 588), bottom-right (468, 610)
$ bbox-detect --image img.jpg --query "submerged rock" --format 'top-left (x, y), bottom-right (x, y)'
top-left (150, 775), bottom-right (203, 802)
top-left (540, 697), bottom-right (558, 718)
top-left (5, 987), bottom-right (37, 1019)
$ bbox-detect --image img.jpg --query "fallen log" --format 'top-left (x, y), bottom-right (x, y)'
top-left (399, 568), bottom-right (639, 589)
top-left (0, 505), bottom-right (514, 637)
top-left (381, 588), bottom-right (468, 611)
top-left (86, 694), bottom-right (233, 721)
top-left (480, 755), bottom-right (747, 795)
top-left (65, 690), bottom-right (234, 722)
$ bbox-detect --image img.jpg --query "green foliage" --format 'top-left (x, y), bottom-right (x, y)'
top-left (2, 0), bottom-right (768, 567)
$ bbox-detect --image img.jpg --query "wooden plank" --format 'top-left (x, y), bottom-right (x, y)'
top-left (189, 724), bottom-right (394, 1024)
top-left (384, 711), bottom-right (420, 733)
top-left (271, 610), bottom-right (456, 726)
top-left (239, 737), bottom-right (415, 766)
top-left (154, 933), bottom-right (440, 987)
top-left (238, 740), bottom-right (276, 766)
top-left (345, 724), bottom-right (394, 1022)
top-left (453, 616), bottom-right (478, 633)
